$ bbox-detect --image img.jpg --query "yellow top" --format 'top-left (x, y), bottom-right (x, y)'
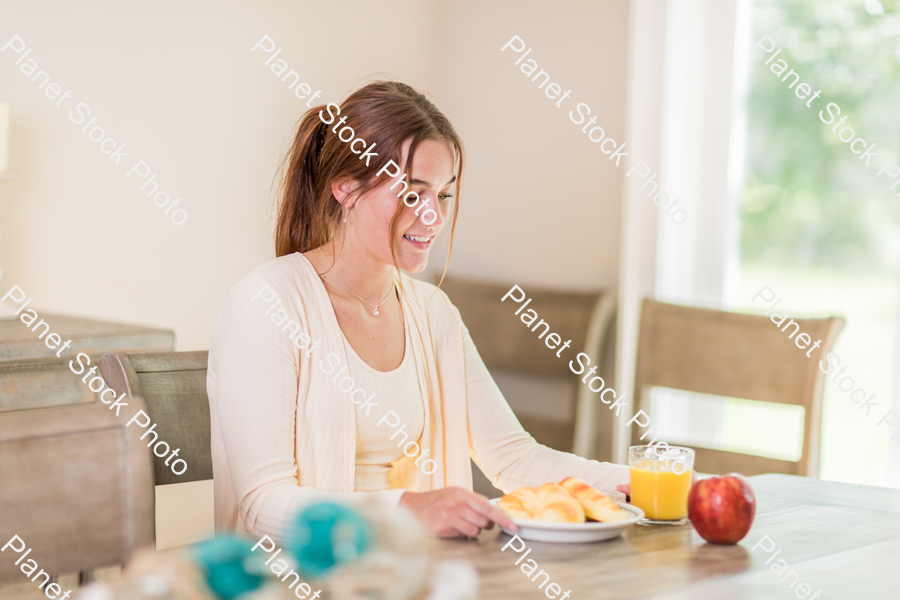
top-left (348, 320), bottom-right (425, 492)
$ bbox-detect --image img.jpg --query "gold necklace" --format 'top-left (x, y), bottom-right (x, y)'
top-left (317, 247), bottom-right (394, 316)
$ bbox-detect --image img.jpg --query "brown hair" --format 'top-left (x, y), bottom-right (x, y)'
top-left (276, 81), bottom-right (463, 278)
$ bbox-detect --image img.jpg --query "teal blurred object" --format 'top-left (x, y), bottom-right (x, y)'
top-left (191, 536), bottom-right (266, 600)
top-left (285, 502), bottom-right (372, 577)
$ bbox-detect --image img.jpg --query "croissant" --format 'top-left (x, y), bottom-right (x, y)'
top-left (498, 482), bottom-right (585, 523)
top-left (559, 477), bottom-right (629, 522)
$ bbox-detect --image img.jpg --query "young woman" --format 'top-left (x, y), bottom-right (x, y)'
top-left (208, 81), bottom-right (629, 541)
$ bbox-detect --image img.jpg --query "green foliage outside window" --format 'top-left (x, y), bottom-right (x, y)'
top-left (742, 0), bottom-right (900, 272)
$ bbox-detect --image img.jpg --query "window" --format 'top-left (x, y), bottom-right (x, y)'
top-left (731, 0), bottom-right (900, 487)
top-left (648, 0), bottom-right (900, 488)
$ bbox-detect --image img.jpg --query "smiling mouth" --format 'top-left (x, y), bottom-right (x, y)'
top-left (404, 234), bottom-right (433, 244)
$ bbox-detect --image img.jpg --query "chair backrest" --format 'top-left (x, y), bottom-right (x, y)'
top-left (0, 314), bottom-right (174, 413)
top-left (0, 399), bottom-right (155, 582)
top-left (100, 350), bottom-right (211, 485)
top-left (631, 299), bottom-right (845, 477)
top-left (439, 276), bottom-right (616, 459)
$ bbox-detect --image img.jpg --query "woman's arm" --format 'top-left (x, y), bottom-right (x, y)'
top-left (460, 316), bottom-right (629, 501)
top-left (209, 276), bottom-right (405, 541)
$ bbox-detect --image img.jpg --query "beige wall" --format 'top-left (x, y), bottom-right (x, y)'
top-left (0, 0), bottom-right (629, 548)
top-left (1, 0), bottom-right (627, 349)
top-left (434, 0), bottom-right (629, 290)
top-left (0, 0), bottom-right (442, 351)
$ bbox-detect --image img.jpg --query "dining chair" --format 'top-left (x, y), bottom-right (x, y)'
top-left (0, 398), bottom-right (155, 584)
top-left (630, 299), bottom-right (845, 477)
top-left (99, 350), bottom-right (212, 485)
top-left (438, 275), bottom-right (616, 496)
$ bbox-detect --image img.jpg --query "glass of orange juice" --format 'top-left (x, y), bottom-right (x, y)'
top-left (628, 445), bottom-right (695, 525)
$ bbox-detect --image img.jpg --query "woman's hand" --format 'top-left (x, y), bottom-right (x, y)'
top-left (398, 487), bottom-right (518, 539)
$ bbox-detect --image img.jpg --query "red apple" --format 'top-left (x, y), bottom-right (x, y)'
top-left (688, 473), bottom-right (756, 544)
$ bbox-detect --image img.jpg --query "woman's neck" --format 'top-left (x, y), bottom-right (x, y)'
top-left (315, 239), bottom-right (397, 305)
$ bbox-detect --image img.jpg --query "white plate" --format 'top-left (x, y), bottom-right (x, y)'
top-left (490, 499), bottom-right (644, 543)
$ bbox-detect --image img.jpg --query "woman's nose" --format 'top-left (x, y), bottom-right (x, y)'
top-left (414, 193), bottom-right (447, 230)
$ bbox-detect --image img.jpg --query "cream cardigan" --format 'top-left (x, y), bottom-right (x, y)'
top-left (207, 253), bottom-right (628, 541)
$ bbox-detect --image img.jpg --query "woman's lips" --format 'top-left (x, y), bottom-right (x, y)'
top-left (403, 234), bottom-right (432, 249)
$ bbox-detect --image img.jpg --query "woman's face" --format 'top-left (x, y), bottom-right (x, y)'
top-left (344, 138), bottom-right (456, 273)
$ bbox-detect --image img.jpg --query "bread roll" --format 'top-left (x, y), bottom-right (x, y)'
top-left (498, 482), bottom-right (585, 523)
top-left (559, 477), bottom-right (629, 522)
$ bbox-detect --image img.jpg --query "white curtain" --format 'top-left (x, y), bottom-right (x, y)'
top-left (615, 0), bottom-right (747, 461)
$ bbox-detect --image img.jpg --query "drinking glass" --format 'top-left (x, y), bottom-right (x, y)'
top-left (628, 445), bottom-right (695, 526)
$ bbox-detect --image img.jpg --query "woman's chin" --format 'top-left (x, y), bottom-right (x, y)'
top-left (396, 252), bottom-right (430, 273)
top-left (402, 259), bottom-right (429, 274)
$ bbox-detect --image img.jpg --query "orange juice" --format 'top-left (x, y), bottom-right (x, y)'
top-left (629, 460), bottom-right (692, 520)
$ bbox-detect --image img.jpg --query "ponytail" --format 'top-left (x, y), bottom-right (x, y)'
top-left (276, 110), bottom-right (333, 256)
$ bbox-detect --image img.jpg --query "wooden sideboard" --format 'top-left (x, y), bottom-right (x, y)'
top-left (0, 314), bottom-right (174, 411)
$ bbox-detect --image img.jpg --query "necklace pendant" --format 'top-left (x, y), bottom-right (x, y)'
top-left (373, 307), bottom-right (380, 316)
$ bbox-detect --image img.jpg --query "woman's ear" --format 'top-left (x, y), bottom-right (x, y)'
top-left (331, 178), bottom-right (360, 209)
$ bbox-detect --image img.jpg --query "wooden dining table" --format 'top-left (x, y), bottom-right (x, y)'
top-left (433, 474), bottom-right (900, 599)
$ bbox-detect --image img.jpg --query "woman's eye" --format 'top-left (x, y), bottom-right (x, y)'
top-left (438, 193), bottom-right (454, 202)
